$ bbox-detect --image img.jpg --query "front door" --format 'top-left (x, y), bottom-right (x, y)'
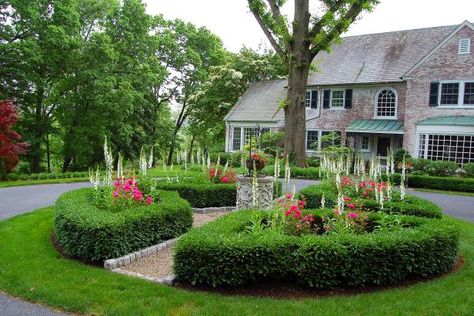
top-left (376, 137), bottom-right (391, 157)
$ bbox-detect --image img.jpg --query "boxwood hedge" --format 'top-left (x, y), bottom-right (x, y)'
top-left (174, 210), bottom-right (459, 288)
top-left (154, 180), bottom-right (283, 208)
top-left (298, 182), bottom-right (443, 218)
top-left (54, 188), bottom-right (193, 262)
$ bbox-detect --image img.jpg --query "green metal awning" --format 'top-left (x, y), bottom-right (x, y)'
top-left (346, 119), bottom-right (404, 134)
top-left (417, 116), bottom-right (474, 126)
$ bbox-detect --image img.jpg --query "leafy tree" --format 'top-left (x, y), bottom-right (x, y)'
top-left (0, 0), bottom-right (83, 172)
top-left (149, 18), bottom-right (227, 165)
top-left (186, 48), bottom-right (287, 152)
top-left (247, 0), bottom-right (378, 166)
top-left (0, 100), bottom-right (28, 173)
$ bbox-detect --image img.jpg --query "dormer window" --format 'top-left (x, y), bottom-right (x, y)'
top-left (459, 38), bottom-right (471, 54)
top-left (375, 88), bottom-right (397, 118)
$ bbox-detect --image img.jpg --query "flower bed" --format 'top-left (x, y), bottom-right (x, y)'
top-left (174, 209), bottom-right (459, 288)
top-left (299, 180), bottom-right (443, 218)
top-left (54, 188), bottom-right (193, 262)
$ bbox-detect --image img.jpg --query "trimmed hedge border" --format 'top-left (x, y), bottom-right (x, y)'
top-left (261, 166), bottom-right (321, 179)
top-left (174, 210), bottom-right (460, 288)
top-left (1, 171), bottom-right (88, 181)
top-left (407, 174), bottom-right (474, 193)
top-left (298, 182), bottom-right (443, 218)
top-left (154, 179), bottom-right (283, 208)
top-left (54, 188), bottom-right (193, 262)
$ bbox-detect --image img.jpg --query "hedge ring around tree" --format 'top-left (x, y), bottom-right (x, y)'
top-left (174, 210), bottom-right (460, 289)
top-left (54, 188), bottom-right (193, 262)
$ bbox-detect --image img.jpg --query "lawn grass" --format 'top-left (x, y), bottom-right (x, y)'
top-left (0, 177), bottom-right (89, 188)
top-left (410, 188), bottom-right (474, 197)
top-left (0, 208), bottom-right (473, 315)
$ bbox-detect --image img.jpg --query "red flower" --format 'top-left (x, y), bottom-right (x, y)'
top-left (220, 176), bottom-right (229, 183)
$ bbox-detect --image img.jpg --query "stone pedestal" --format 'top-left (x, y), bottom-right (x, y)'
top-left (236, 176), bottom-right (274, 210)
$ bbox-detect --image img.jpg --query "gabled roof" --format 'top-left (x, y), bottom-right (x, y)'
top-left (224, 80), bottom-right (286, 122)
top-left (403, 20), bottom-right (474, 77)
top-left (308, 25), bottom-right (457, 85)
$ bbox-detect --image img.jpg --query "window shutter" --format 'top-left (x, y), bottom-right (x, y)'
top-left (344, 89), bottom-right (353, 109)
top-left (323, 90), bottom-right (331, 108)
top-left (310, 90), bottom-right (318, 109)
top-left (429, 82), bottom-right (439, 106)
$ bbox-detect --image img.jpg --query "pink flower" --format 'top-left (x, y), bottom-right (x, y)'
top-left (114, 181), bottom-right (120, 188)
top-left (220, 176), bottom-right (229, 183)
top-left (348, 203), bottom-right (356, 209)
top-left (293, 210), bottom-right (302, 219)
top-left (298, 200), bottom-right (306, 208)
top-left (289, 205), bottom-right (298, 212)
top-left (146, 196), bottom-right (153, 205)
top-left (284, 210), bottom-right (292, 217)
top-left (113, 190), bottom-right (120, 198)
top-left (286, 193), bottom-right (293, 200)
top-left (348, 212), bottom-right (358, 219)
top-left (123, 183), bottom-right (131, 192)
top-left (334, 209), bottom-right (341, 216)
top-left (277, 198), bottom-right (283, 203)
top-left (344, 196), bottom-right (352, 202)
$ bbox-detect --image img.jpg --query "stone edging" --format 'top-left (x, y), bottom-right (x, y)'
top-left (111, 268), bottom-right (176, 285)
top-left (104, 206), bottom-right (235, 272)
top-left (104, 237), bottom-right (179, 270)
top-left (192, 206), bottom-right (235, 214)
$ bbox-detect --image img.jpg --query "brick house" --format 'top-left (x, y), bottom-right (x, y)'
top-left (224, 21), bottom-right (474, 165)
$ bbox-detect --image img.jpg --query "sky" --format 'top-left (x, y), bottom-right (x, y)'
top-left (144, 0), bottom-right (474, 53)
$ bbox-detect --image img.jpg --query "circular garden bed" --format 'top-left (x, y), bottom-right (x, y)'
top-left (54, 188), bottom-right (193, 262)
top-left (174, 209), bottom-right (460, 289)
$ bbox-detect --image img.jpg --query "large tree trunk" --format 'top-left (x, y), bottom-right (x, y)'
top-left (284, 0), bottom-right (311, 167)
top-left (31, 87), bottom-right (45, 173)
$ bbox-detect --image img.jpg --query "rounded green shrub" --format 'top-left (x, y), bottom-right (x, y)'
top-left (54, 188), bottom-right (193, 262)
top-left (174, 210), bottom-right (459, 288)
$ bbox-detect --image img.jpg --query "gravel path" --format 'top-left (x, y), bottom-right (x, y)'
top-left (121, 212), bottom-right (229, 278)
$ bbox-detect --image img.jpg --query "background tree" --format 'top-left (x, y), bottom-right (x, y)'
top-left (247, 0), bottom-right (378, 166)
top-left (185, 47), bottom-right (287, 153)
top-left (0, 100), bottom-right (28, 174)
top-left (0, 0), bottom-right (83, 172)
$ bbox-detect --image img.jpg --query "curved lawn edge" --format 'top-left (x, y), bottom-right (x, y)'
top-left (0, 208), bottom-right (473, 315)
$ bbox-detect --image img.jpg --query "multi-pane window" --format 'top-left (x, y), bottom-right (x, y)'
top-left (418, 134), bottom-right (474, 165)
top-left (331, 90), bottom-right (344, 108)
top-left (360, 136), bottom-right (369, 150)
top-left (440, 82), bottom-right (460, 105)
top-left (306, 131), bottom-right (319, 150)
top-left (376, 89), bottom-right (397, 117)
top-left (305, 91), bottom-right (311, 108)
top-left (464, 82), bottom-right (474, 105)
top-left (232, 127), bottom-right (241, 151)
top-left (243, 127), bottom-right (259, 145)
top-left (418, 134), bottom-right (426, 158)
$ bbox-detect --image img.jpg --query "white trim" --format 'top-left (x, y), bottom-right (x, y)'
top-left (459, 38), bottom-right (471, 54)
top-left (329, 89), bottom-right (345, 109)
top-left (437, 80), bottom-right (474, 107)
top-left (416, 124), bottom-right (474, 134)
top-left (373, 87), bottom-right (398, 119)
top-left (403, 20), bottom-right (474, 78)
